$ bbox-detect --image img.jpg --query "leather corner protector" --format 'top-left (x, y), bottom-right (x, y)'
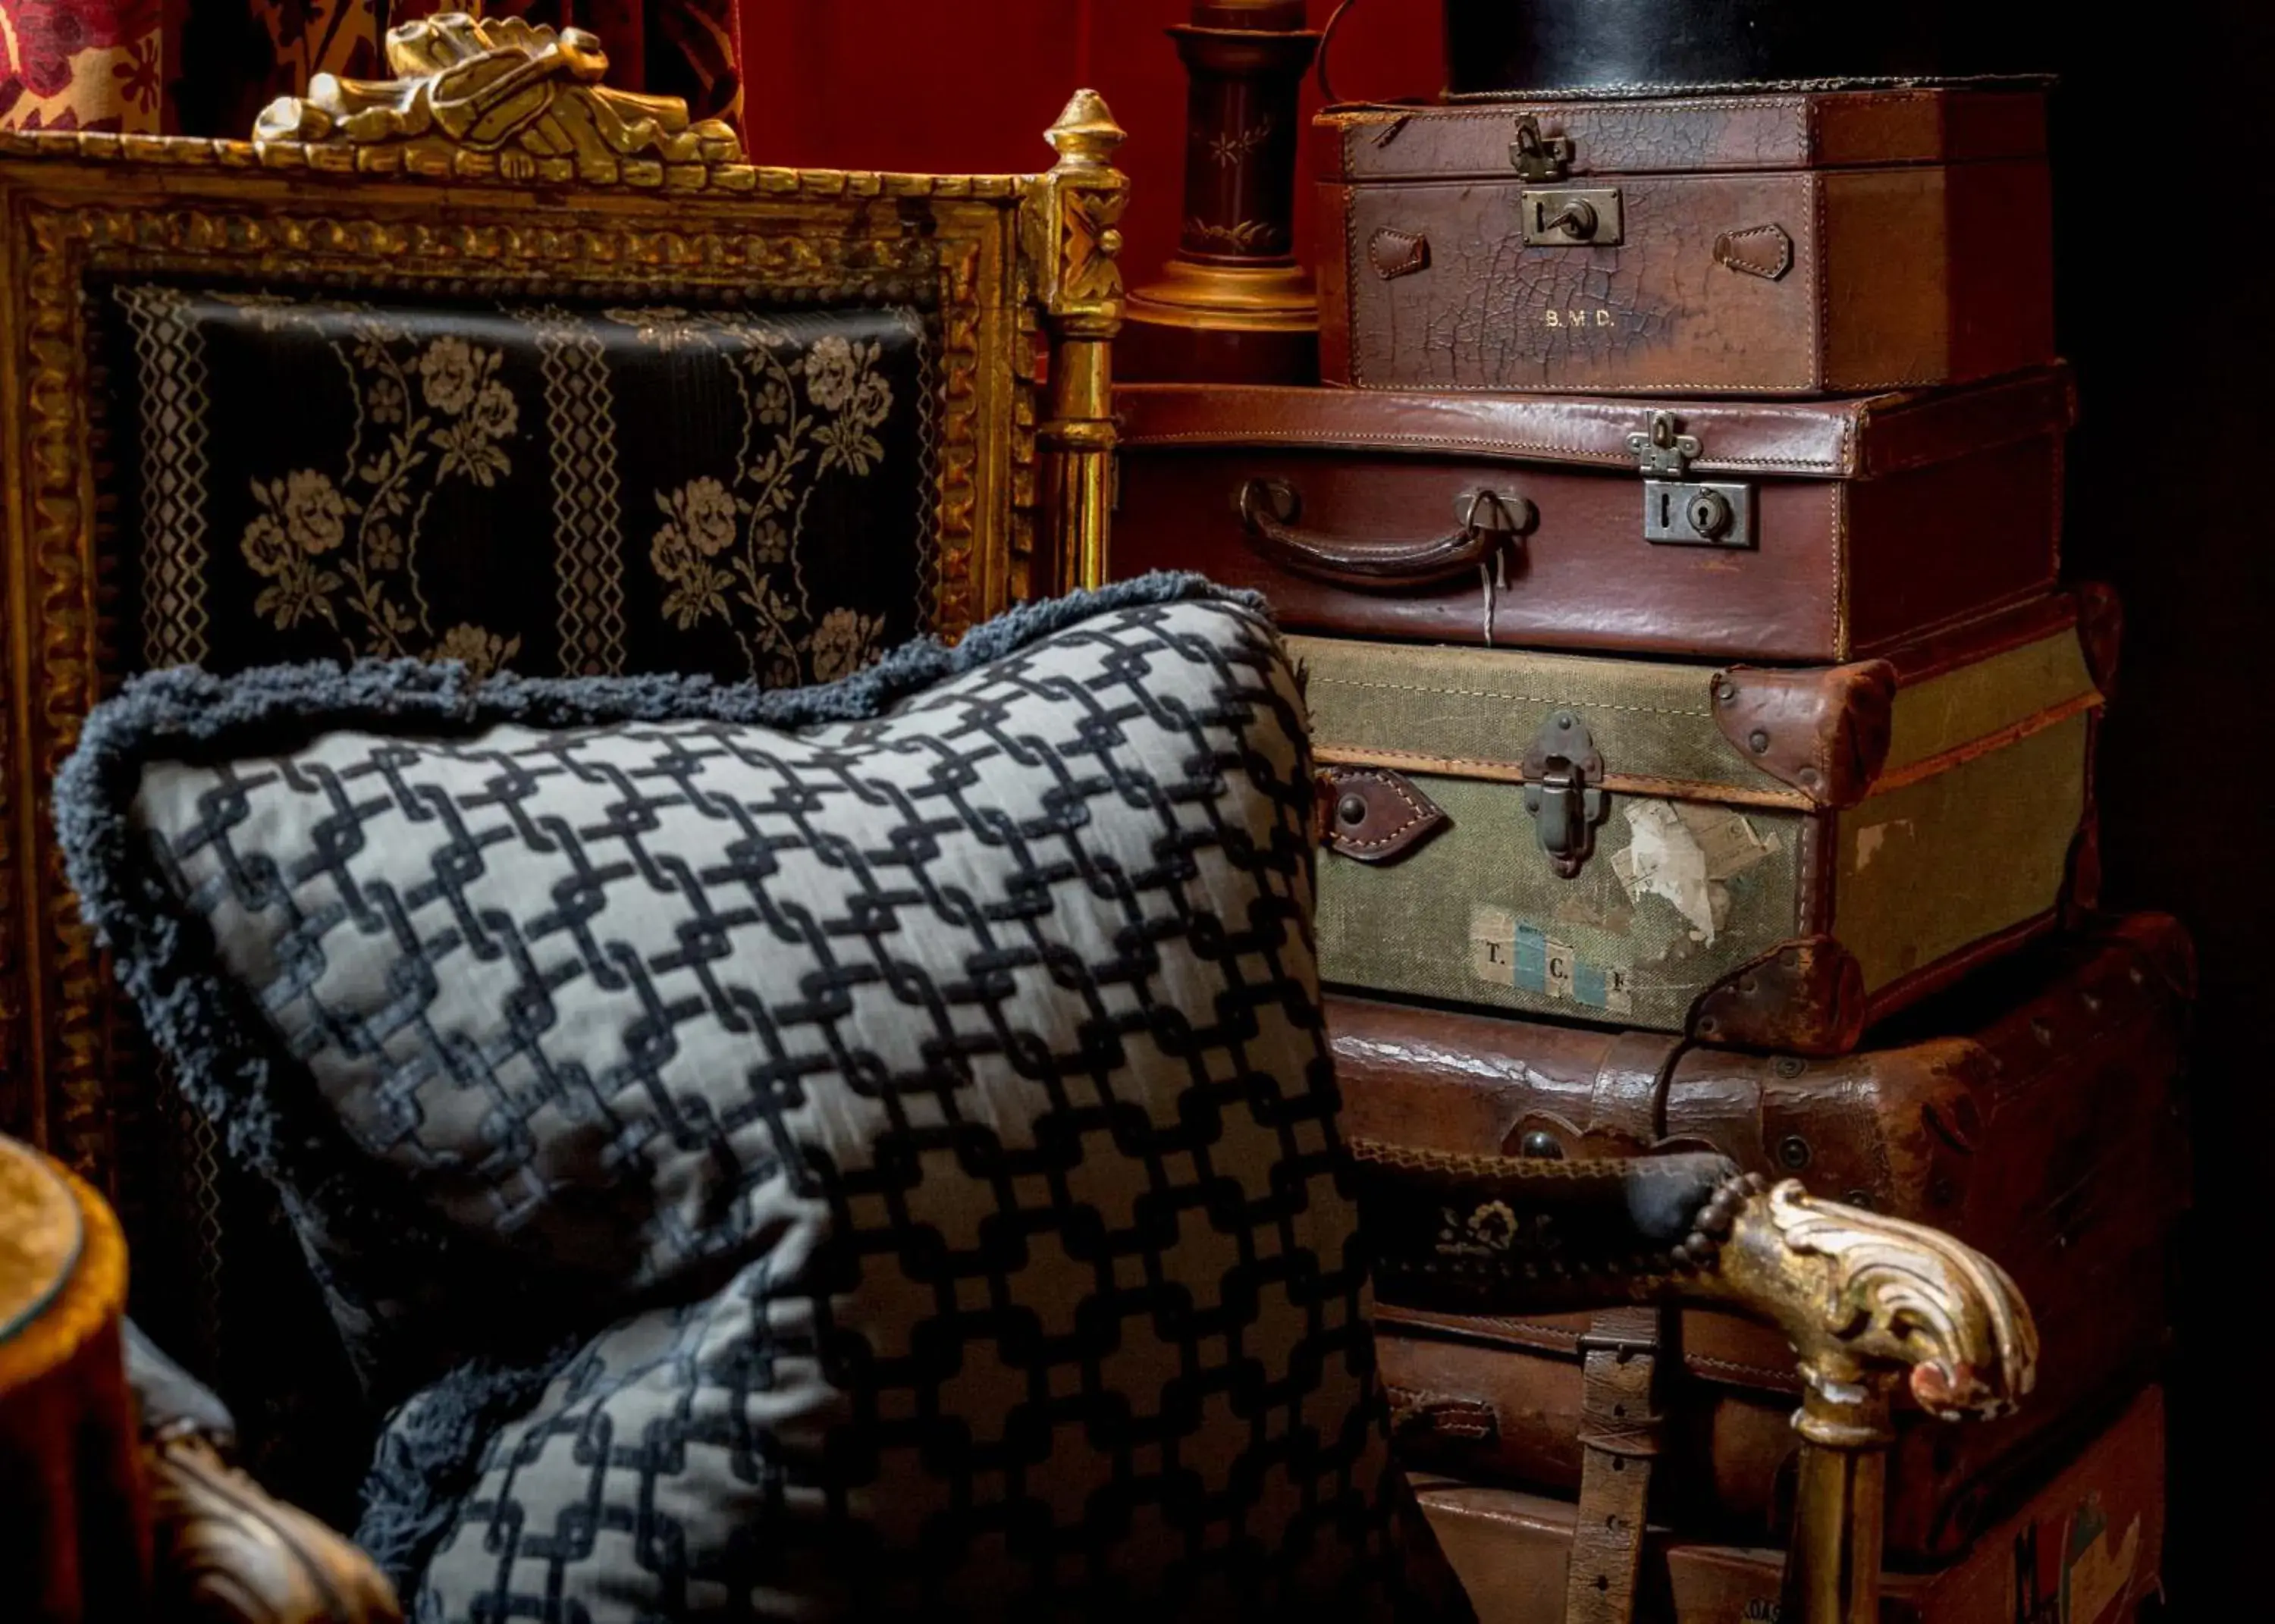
top-left (1712, 661), bottom-right (1897, 808)
top-left (1714, 224), bottom-right (1793, 281)
top-left (1317, 767), bottom-right (1450, 864)
top-left (1369, 226), bottom-right (1430, 280)
top-left (2073, 581), bottom-right (2124, 700)
top-left (1690, 938), bottom-right (1867, 1057)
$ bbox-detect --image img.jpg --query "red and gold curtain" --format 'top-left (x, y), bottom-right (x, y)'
top-left (2, 0), bottom-right (740, 137)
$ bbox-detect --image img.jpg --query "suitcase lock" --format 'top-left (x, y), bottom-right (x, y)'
top-left (1629, 410), bottom-right (1757, 550)
top-left (1523, 710), bottom-right (1610, 879)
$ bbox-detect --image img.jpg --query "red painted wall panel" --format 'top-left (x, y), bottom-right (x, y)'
top-left (734, 0), bottom-right (1440, 293)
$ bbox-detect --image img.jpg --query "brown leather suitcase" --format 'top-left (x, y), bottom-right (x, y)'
top-left (1332, 914), bottom-right (2192, 1561)
top-left (1314, 89), bottom-right (2054, 397)
top-left (1413, 1383), bottom-right (2167, 1624)
top-left (1113, 372), bottom-right (2073, 663)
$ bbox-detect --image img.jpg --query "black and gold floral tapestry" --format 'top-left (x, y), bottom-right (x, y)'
top-left (98, 286), bottom-right (939, 687)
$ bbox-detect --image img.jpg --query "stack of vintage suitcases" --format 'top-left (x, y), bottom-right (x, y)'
top-left (1112, 4), bottom-right (2184, 1620)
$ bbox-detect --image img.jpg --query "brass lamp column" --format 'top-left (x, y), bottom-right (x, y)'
top-left (1122, 0), bottom-right (1322, 384)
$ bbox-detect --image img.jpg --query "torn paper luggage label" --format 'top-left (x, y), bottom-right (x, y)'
top-left (1611, 801), bottom-right (1780, 947)
top-left (1471, 905), bottom-right (1634, 1014)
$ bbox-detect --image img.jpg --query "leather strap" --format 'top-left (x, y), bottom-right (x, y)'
top-left (1564, 1306), bottom-right (1668, 1624)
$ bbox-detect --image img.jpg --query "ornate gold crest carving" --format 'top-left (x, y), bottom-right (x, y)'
top-left (252, 12), bottom-right (742, 183)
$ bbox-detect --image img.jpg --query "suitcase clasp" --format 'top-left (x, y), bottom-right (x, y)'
top-left (1508, 114), bottom-right (1576, 182)
top-left (1628, 410), bottom-right (1758, 550)
top-left (1523, 710), bottom-right (1611, 879)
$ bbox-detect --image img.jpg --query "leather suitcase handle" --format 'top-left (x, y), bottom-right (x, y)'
top-left (1237, 477), bottom-right (1533, 590)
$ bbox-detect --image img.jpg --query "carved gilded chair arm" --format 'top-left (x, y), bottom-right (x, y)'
top-left (1348, 1140), bottom-right (2039, 1624)
top-left (125, 1324), bottom-right (400, 1624)
top-left (1347, 1138), bottom-right (2038, 1419)
top-left (146, 1428), bottom-right (403, 1624)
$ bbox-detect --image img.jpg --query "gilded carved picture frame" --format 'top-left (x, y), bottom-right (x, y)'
top-left (0, 14), bottom-right (1128, 1190)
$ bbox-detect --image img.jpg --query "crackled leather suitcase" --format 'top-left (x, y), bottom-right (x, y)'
top-left (1314, 88), bottom-right (2054, 396)
top-left (1114, 371), bottom-right (2072, 662)
top-left (1304, 588), bottom-right (2113, 1052)
top-left (1413, 1384), bottom-right (2167, 1624)
top-left (1332, 913), bottom-right (2192, 1561)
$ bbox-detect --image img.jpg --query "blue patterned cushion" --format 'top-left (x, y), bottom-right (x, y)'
top-left (59, 578), bottom-right (1443, 1622)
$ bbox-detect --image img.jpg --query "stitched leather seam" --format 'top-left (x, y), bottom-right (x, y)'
top-left (1812, 169), bottom-right (1828, 392)
top-left (1343, 155), bottom-right (1366, 386)
top-left (1116, 428), bottom-right (1854, 475)
top-left (1827, 478), bottom-right (1850, 661)
top-left (1331, 770), bottom-right (1432, 849)
top-left (1309, 673), bottom-right (1707, 716)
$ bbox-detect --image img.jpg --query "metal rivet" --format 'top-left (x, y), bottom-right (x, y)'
top-left (2030, 1019), bottom-right (2056, 1046)
top-left (1337, 795), bottom-right (1368, 826)
top-left (1715, 678), bottom-right (1737, 705)
top-left (1777, 1135), bottom-right (1812, 1170)
top-left (1738, 977), bottom-right (1758, 995)
top-left (1845, 1190), bottom-right (1875, 1209)
top-left (1697, 1017), bottom-right (1720, 1037)
top-left (1748, 729), bottom-right (1771, 754)
top-left (1519, 1130), bottom-right (1565, 1160)
top-left (1555, 710), bottom-right (1577, 729)
top-left (1780, 948), bottom-right (1800, 969)
top-left (1773, 1056), bottom-right (1806, 1080)
top-left (1796, 767), bottom-right (1821, 788)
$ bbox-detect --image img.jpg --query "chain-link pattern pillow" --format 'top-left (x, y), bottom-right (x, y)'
top-left (59, 577), bottom-right (1442, 1622)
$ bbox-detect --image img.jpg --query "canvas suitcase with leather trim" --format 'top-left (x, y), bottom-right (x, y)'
top-left (1410, 1383), bottom-right (2167, 1624)
top-left (1329, 911), bottom-right (2192, 1560)
top-left (1113, 371), bottom-right (2073, 663)
top-left (1301, 588), bottom-right (2113, 1052)
top-left (1313, 88), bottom-right (2054, 397)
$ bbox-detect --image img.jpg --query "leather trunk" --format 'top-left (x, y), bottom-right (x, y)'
top-left (1302, 589), bottom-right (2114, 1052)
top-left (1413, 1384), bottom-right (2167, 1623)
top-left (1314, 89), bottom-right (2054, 396)
top-left (1334, 913), bottom-right (2192, 1562)
top-left (1113, 371), bottom-right (2072, 662)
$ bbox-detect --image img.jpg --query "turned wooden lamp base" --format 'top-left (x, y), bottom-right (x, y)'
top-left (1123, 259), bottom-right (1320, 384)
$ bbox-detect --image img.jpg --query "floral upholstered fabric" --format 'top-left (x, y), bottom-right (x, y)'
top-left (97, 287), bottom-right (936, 686)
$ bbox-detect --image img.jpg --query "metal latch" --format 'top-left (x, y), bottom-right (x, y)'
top-left (1520, 187), bottom-right (1623, 246)
top-left (1522, 710), bottom-right (1610, 879)
top-left (1627, 410), bottom-right (1756, 550)
top-left (1508, 115), bottom-right (1575, 181)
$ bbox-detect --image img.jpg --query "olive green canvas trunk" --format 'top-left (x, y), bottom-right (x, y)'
top-left (1300, 591), bottom-right (2108, 1055)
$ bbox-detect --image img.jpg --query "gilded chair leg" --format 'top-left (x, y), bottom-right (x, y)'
top-left (1779, 1375), bottom-right (1896, 1624)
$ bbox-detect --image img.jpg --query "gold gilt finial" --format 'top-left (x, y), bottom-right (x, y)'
top-left (251, 10), bottom-right (742, 183)
top-left (1044, 89), bottom-right (1127, 171)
